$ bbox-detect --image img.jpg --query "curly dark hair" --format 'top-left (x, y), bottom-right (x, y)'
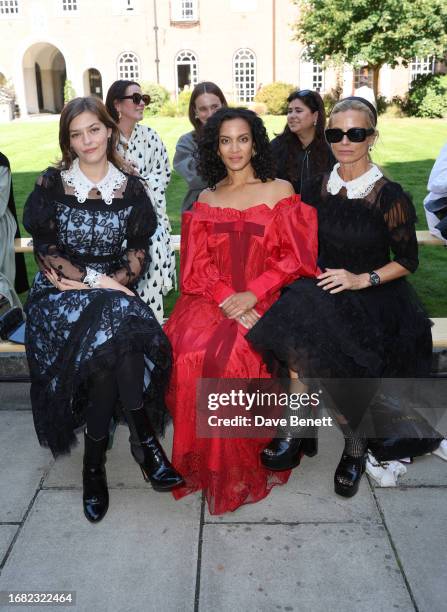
top-left (197, 107), bottom-right (275, 189)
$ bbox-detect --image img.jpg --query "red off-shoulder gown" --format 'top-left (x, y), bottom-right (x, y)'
top-left (164, 195), bottom-right (319, 514)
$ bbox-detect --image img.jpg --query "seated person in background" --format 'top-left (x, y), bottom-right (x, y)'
top-left (424, 142), bottom-right (447, 245)
top-left (173, 81), bottom-right (227, 211)
top-left (0, 151), bottom-right (28, 310)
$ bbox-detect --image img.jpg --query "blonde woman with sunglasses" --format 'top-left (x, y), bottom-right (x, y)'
top-left (106, 80), bottom-right (175, 322)
top-left (248, 97), bottom-right (433, 498)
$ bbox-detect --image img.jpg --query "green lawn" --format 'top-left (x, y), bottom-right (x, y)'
top-left (1, 115), bottom-right (446, 315)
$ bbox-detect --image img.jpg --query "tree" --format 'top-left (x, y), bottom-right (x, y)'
top-left (293, 0), bottom-right (447, 96)
top-left (63, 80), bottom-right (76, 104)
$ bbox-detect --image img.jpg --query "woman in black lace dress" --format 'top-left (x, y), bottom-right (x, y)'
top-left (24, 97), bottom-right (182, 523)
top-left (247, 97), bottom-right (432, 498)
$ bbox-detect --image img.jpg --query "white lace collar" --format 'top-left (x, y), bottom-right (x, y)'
top-left (61, 158), bottom-right (126, 205)
top-left (327, 163), bottom-right (383, 199)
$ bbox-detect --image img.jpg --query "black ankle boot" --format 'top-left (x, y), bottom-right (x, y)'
top-left (127, 406), bottom-right (184, 492)
top-left (82, 431), bottom-right (109, 523)
top-left (334, 452), bottom-right (366, 498)
top-left (261, 433), bottom-right (318, 471)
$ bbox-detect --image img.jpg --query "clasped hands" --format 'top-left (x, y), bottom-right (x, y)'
top-left (220, 291), bottom-right (260, 329)
top-left (44, 268), bottom-right (135, 297)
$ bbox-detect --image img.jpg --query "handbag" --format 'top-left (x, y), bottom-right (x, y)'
top-left (368, 396), bottom-right (443, 461)
top-left (0, 307), bottom-right (26, 344)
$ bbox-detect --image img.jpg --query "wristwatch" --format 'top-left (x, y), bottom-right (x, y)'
top-left (368, 271), bottom-right (381, 286)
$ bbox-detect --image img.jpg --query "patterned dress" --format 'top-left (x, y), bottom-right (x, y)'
top-left (23, 164), bottom-right (172, 457)
top-left (118, 124), bottom-right (176, 322)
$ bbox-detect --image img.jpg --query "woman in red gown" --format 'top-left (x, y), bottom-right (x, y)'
top-left (164, 108), bottom-right (319, 514)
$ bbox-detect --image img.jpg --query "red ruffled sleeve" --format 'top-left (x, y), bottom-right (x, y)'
top-left (179, 211), bottom-right (235, 303)
top-left (247, 195), bottom-right (319, 302)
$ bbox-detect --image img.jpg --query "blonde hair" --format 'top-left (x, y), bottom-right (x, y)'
top-left (329, 99), bottom-right (377, 132)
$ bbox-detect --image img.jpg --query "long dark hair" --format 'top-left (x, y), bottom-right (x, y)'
top-left (105, 79), bottom-right (140, 122)
top-left (197, 107), bottom-right (275, 189)
top-left (189, 81), bottom-right (228, 135)
top-left (57, 96), bottom-right (123, 169)
top-left (280, 89), bottom-right (329, 180)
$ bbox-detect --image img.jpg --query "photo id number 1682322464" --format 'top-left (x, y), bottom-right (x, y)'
top-left (0, 591), bottom-right (76, 606)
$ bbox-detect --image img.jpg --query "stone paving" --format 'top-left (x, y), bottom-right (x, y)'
top-left (0, 383), bottom-right (446, 612)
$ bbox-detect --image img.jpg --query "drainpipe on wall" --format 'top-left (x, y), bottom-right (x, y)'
top-left (272, 0), bottom-right (276, 82)
top-left (153, 0), bottom-right (160, 84)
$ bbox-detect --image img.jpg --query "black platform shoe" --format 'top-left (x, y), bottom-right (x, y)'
top-left (261, 434), bottom-right (318, 471)
top-left (334, 453), bottom-right (366, 498)
top-left (82, 431), bottom-right (109, 523)
top-left (127, 406), bottom-right (184, 492)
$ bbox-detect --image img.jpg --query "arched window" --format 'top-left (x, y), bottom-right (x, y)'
top-left (233, 48), bottom-right (256, 103)
top-left (410, 56), bottom-right (435, 82)
top-left (300, 49), bottom-right (325, 92)
top-left (175, 50), bottom-right (198, 93)
top-left (117, 52), bottom-right (140, 80)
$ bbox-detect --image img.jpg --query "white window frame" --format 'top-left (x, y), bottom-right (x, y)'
top-left (62, 0), bottom-right (78, 11)
top-left (300, 49), bottom-right (325, 92)
top-left (0, 0), bottom-right (19, 16)
top-left (117, 52), bottom-right (140, 80)
top-left (171, 0), bottom-right (198, 22)
top-left (353, 66), bottom-right (374, 89)
top-left (410, 56), bottom-right (435, 82)
top-left (175, 50), bottom-right (198, 94)
top-left (233, 48), bottom-right (256, 103)
top-left (312, 62), bottom-right (324, 92)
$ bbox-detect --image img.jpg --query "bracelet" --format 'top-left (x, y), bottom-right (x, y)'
top-left (83, 267), bottom-right (104, 288)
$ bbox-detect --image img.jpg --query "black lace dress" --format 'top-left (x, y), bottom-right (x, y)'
top-left (247, 174), bottom-right (433, 418)
top-left (23, 168), bottom-right (172, 456)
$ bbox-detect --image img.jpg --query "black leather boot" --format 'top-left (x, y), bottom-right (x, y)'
top-left (127, 406), bottom-right (184, 492)
top-left (261, 434), bottom-right (318, 471)
top-left (334, 452), bottom-right (367, 498)
top-left (82, 431), bottom-right (109, 523)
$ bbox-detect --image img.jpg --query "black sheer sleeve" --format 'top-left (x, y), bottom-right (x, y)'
top-left (379, 181), bottom-right (419, 273)
top-left (110, 176), bottom-right (157, 287)
top-left (23, 169), bottom-right (86, 281)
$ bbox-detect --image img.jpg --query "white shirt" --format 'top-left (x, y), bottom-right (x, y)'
top-left (423, 142), bottom-right (447, 244)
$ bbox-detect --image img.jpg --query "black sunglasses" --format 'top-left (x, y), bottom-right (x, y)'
top-left (119, 93), bottom-right (151, 106)
top-left (325, 127), bottom-right (375, 143)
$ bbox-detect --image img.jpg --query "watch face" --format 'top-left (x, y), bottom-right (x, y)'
top-left (370, 272), bottom-right (380, 285)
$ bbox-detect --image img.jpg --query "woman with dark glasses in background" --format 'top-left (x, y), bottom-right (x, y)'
top-left (248, 97), bottom-right (432, 498)
top-left (271, 89), bottom-right (335, 194)
top-left (106, 80), bottom-right (175, 322)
